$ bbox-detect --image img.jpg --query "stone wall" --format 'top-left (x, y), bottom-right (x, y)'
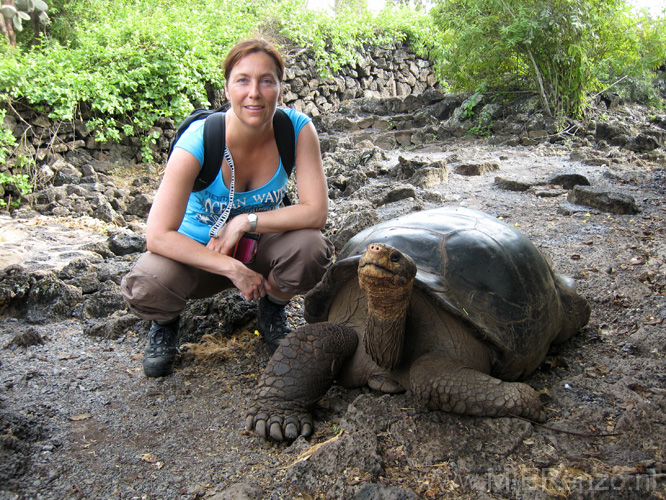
top-left (1, 41), bottom-right (439, 173)
top-left (280, 43), bottom-right (439, 117)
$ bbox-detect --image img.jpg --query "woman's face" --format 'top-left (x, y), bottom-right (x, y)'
top-left (225, 51), bottom-right (281, 128)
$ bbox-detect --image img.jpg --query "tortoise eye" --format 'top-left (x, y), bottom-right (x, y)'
top-left (390, 252), bottom-right (401, 263)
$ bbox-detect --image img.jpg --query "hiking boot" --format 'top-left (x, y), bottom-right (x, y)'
top-left (256, 297), bottom-right (291, 354)
top-left (143, 318), bottom-right (180, 377)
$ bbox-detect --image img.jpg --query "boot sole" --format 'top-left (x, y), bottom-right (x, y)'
top-left (143, 358), bottom-right (175, 377)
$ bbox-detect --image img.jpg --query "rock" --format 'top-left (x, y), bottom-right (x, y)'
top-left (11, 271), bottom-right (84, 323)
top-left (520, 136), bottom-right (538, 146)
top-left (51, 161), bottom-right (82, 186)
top-left (350, 183), bottom-right (418, 207)
top-left (409, 166), bottom-right (449, 188)
top-left (557, 200), bottom-right (592, 215)
top-left (178, 289), bottom-right (258, 343)
top-left (83, 312), bottom-right (143, 339)
top-left (355, 483), bottom-right (419, 500)
top-left (94, 201), bottom-right (125, 225)
top-left (0, 266), bottom-right (34, 316)
top-left (330, 209), bottom-right (381, 251)
top-left (567, 185), bottom-right (640, 214)
top-left (0, 411), bottom-right (38, 484)
top-left (549, 173), bottom-right (591, 189)
top-left (209, 483), bottom-right (263, 500)
top-left (283, 426), bottom-right (383, 495)
top-left (79, 282), bottom-right (126, 319)
top-left (107, 229), bottom-right (146, 256)
top-left (5, 328), bottom-right (43, 348)
top-left (494, 176), bottom-right (534, 192)
top-left (630, 132), bottom-right (663, 152)
top-left (395, 156), bottom-right (429, 179)
top-left (455, 162), bottom-right (499, 176)
top-left (529, 186), bottom-right (566, 197)
top-left (595, 120), bottom-right (635, 148)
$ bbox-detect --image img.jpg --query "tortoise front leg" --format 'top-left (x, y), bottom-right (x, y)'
top-left (410, 353), bottom-right (545, 422)
top-left (246, 322), bottom-right (358, 441)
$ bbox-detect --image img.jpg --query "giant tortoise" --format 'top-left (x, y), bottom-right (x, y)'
top-left (246, 207), bottom-right (590, 441)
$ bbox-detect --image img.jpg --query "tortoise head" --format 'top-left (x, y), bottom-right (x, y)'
top-left (358, 243), bottom-right (417, 370)
top-left (553, 274), bottom-right (591, 342)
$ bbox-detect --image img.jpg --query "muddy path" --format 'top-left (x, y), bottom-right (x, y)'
top-left (1, 132), bottom-right (665, 499)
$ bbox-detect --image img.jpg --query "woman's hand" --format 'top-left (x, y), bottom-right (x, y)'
top-left (205, 214), bottom-right (250, 255)
top-left (230, 265), bottom-right (270, 302)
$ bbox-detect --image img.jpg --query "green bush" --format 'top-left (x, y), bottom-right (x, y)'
top-left (0, 108), bottom-right (16, 165)
top-left (431, 0), bottom-right (665, 118)
top-left (0, 0), bottom-right (436, 164)
top-left (596, 10), bottom-right (666, 107)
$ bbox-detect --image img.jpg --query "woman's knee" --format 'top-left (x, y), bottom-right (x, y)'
top-left (267, 230), bottom-right (334, 293)
top-left (120, 254), bottom-right (189, 321)
top-left (297, 229), bottom-right (335, 265)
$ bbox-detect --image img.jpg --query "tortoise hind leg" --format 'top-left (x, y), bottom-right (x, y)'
top-left (410, 353), bottom-right (545, 422)
top-left (246, 322), bottom-right (358, 441)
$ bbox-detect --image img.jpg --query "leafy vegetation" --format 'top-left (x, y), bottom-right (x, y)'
top-left (430, 0), bottom-right (665, 118)
top-left (0, 172), bottom-right (31, 207)
top-left (0, 0), bottom-right (439, 163)
top-left (0, 108), bottom-right (34, 208)
top-left (0, 109), bottom-right (16, 165)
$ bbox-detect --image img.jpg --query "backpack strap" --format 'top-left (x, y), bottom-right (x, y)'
top-left (193, 110), bottom-right (227, 192)
top-left (193, 108), bottom-right (296, 193)
top-left (273, 108), bottom-right (296, 176)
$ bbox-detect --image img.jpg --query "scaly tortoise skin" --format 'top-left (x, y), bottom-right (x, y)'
top-left (246, 207), bottom-right (591, 441)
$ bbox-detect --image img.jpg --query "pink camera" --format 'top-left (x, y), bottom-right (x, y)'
top-left (230, 233), bottom-right (260, 263)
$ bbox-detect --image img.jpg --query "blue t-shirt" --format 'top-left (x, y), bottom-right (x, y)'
top-left (175, 108), bottom-right (311, 244)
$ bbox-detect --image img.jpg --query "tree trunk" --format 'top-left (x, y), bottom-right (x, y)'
top-left (1, 0), bottom-right (17, 47)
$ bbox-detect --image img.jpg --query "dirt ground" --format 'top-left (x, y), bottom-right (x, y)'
top-left (1, 132), bottom-right (665, 499)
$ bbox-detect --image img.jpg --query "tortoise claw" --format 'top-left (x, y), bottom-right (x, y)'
top-left (246, 412), bottom-right (270, 438)
top-left (283, 416), bottom-right (301, 440)
top-left (269, 422), bottom-right (284, 441)
top-left (245, 415), bottom-right (256, 433)
top-left (301, 422), bottom-right (313, 438)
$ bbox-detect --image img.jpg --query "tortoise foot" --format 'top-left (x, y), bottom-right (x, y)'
top-left (411, 354), bottom-right (547, 422)
top-left (246, 401), bottom-right (313, 441)
top-left (368, 375), bottom-right (406, 394)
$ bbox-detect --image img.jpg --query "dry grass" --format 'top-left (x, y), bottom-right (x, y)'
top-left (182, 331), bottom-right (258, 362)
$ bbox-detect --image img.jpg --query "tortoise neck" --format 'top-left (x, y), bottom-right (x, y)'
top-left (362, 280), bottom-right (413, 370)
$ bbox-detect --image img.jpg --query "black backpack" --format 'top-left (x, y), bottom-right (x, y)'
top-left (168, 107), bottom-right (296, 192)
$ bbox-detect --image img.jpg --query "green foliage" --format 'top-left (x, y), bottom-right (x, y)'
top-left (0, 0), bottom-right (436, 164)
top-left (0, 171), bottom-right (31, 193)
top-left (1, 0), bottom-right (241, 162)
top-left (431, 0), bottom-right (664, 118)
top-left (596, 10), bottom-right (666, 107)
top-left (0, 108), bottom-right (16, 164)
top-left (460, 90), bottom-right (484, 119)
top-left (0, 171), bottom-right (32, 208)
top-left (262, 0), bottom-right (439, 78)
top-left (0, 106), bottom-right (35, 208)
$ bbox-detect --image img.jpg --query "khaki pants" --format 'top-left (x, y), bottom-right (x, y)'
top-left (121, 229), bottom-right (334, 322)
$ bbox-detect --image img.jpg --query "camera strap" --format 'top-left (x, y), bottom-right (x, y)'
top-left (208, 146), bottom-right (236, 239)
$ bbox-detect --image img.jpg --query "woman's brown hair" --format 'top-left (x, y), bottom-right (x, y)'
top-left (223, 38), bottom-right (285, 82)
